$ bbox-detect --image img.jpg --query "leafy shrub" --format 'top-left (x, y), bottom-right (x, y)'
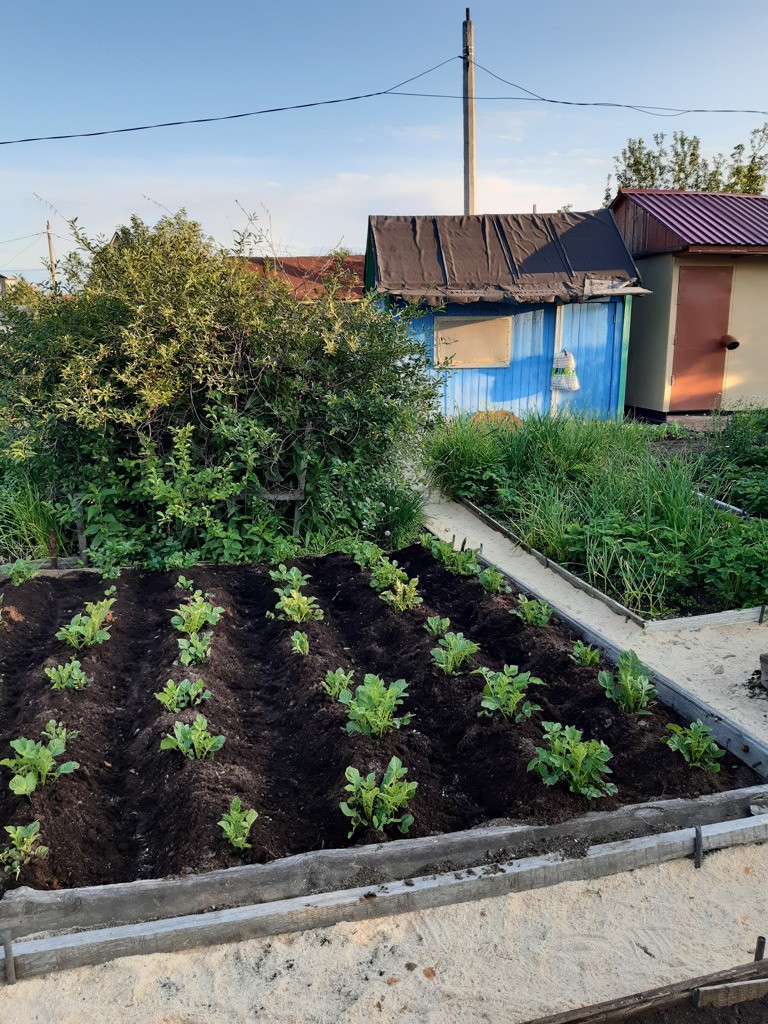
top-left (379, 576), bottom-right (422, 612)
top-left (218, 797), bottom-right (258, 851)
top-left (1, 721), bottom-right (79, 795)
top-left (171, 591), bottom-right (224, 634)
top-left (598, 650), bottom-right (657, 715)
top-left (269, 564), bottom-right (311, 589)
top-left (431, 632), bottom-right (479, 675)
top-left (161, 715), bottom-right (225, 760)
top-left (155, 678), bottom-right (211, 713)
top-left (662, 720), bottom-right (725, 771)
top-left (274, 587), bottom-right (324, 623)
top-left (424, 615), bottom-right (450, 637)
top-left (527, 721), bottom-right (618, 799)
top-left (511, 595), bottom-right (552, 626)
top-left (339, 675), bottom-right (413, 737)
top-left (478, 566), bottom-right (508, 594)
top-left (0, 821), bottom-right (49, 880)
top-left (2, 559), bottom-right (38, 586)
top-left (45, 659), bottom-right (92, 690)
top-left (176, 632), bottom-right (212, 666)
top-left (55, 587), bottom-right (116, 649)
top-left (322, 668), bottom-right (354, 699)
top-left (340, 757), bottom-right (417, 837)
top-left (569, 640), bottom-right (600, 667)
top-left (474, 665), bottom-right (544, 721)
top-left (291, 630), bottom-right (309, 655)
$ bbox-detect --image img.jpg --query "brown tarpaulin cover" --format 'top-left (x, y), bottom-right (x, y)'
top-left (367, 211), bottom-right (640, 303)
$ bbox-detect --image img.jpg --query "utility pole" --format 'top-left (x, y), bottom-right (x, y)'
top-left (463, 8), bottom-right (477, 216)
top-left (46, 221), bottom-right (57, 290)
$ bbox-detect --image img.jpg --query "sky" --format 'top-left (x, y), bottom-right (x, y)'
top-left (2, 0), bottom-right (768, 283)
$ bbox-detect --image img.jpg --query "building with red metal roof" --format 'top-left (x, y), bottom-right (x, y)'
top-left (244, 254), bottom-right (364, 301)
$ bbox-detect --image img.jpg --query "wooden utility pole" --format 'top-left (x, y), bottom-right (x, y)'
top-left (46, 221), bottom-right (57, 290)
top-left (462, 8), bottom-right (476, 215)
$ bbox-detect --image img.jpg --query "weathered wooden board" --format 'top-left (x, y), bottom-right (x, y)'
top-left (4, 785), bottom-right (767, 942)
top-left (693, 977), bottom-right (768, 1008)
top-left (645, 606), bottom-right (765, 633)
top-left (1, 816), bottom-right (767, 984)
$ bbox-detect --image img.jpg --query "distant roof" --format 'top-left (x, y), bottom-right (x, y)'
top-left (611, 189), bottom-right (768, 247)
top-left (366, 211), bottom-right (642, 304)
top-left (244, 255), bottom-right (364, 300)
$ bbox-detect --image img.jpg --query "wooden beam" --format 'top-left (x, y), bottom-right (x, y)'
top-left (693, 978), bottom-right (768, 1008)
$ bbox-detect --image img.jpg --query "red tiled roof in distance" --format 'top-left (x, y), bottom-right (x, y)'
top-left (612, 189), bottom-right (768, 246)
top-left (244, 255), bottom-right (364, 300)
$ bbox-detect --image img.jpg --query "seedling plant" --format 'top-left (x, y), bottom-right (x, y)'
top-left (340, 756), bottom-right (417, 837)
top-left (269, 564), bottom-right (311, 589)
top-left (155, 678), bottom-right (211, 713)
top-left (474, 665), bottom-right (544, 722)
top-left (569, 640), bottom-right (600, 667)
top-left (291, 630), bottom-right (309, 655)
top-left (420, 535), bottom-right (481, 576)
top-left (424, 615), bottom-right (450, 637)
top-left (176, 575), bottom-right (194, 592)
top-left (1, 721), bottom-right (79, 795)
top-left (527, 721), bottom-right (618, 799)
top-left (56, 587), bottom-right (116, 649)
top-left (171, 591), bottom-right (224, 634)
top-left (478, 566), bottom-right (508, 594)
top-left (2, 559), bottom-right (38, 586)
top-left (379, 576), bottom-right (422, 611)
top-left (339, 675), bottom-right (413, 737)
top-left (161, 715), bottom-right (225, 760)
top-left (351, 542), bottom-right (385, 570)
top-left (511, 595), bottom-right (552, 626)
top-left (369, 557), bottom-right (407, 592)
top-left (45, 659), bottom-right (92, 690)
top-left (274, 588), bottom-right (324, 623)
top-left (662, 720), bottom-right (725, 771)
top-left (0, 821), bottom-right (48, 880)
top-left (219, 797), bottom-right (258, 851)
top-left (176, 632), bottom-right (212, 666)
top-left (431, 632), bottom-right (479, 675)
top-left (598, 650), bottom-right (657, 716)
top-left (322, 668), bottom-right (354, 699)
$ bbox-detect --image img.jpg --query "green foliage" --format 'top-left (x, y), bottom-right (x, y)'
top-left (45, 659), bottom-right (92, 690)
top-left (511, 595), bottom-right (552, 626)
top-left (160, 715), bottom-right (225, 760)
top-left (269, 564), bottom-right (311, 589)
top-left (431, 631), bottom-right (479, 675)
top-left (176, 575), bottom-right (194, 592)
top-left (424, 615), bottom-right (450, 637)
top-left (1, 558), bottom-right (38, 586)
top-left (274, 587), bottom-right (324, 622)
top-left (55, 587), bottom-right (116, 649)
top-left (421, 534), bottom-right (481, 575)
top-left (474, 665), bottom-right (544, 721)
top-left (662, 720), bottom-right (725, 771)
top-left (369, 557), bottom-right (407, 592)
top-left (351, 542), bottom-right (385, 570)
top-left (176, 632), bottom-right (211, 666)
top-left (339, 675), bottom-right (413, 737)
top-left (1, 821), bottom-right (49, 880)
top-left (322, 667), bottom-right (354, 699)
top-left (0, 470), bottom-right (66, 563)
top-left (171, 590), bottom-right (224, 633)
top-left (379, 576), bottom-right (423, 612)
top-left (218, 797), bottom-right (258, 851)
top-left (155, 678), bottom-right (211, 713)
top-left (478, 565), bottom-right (508, 594)
top-left (527, 722), bottom-right (618, 800)
top-left (598, 650), bottom-right (657, 716)
top-left (291, 630), bottom-right (309, 655)
top-left (569, 640), bottom-right (600, 668)
top-left (339, 757), bottom-right (417, 837)
top-left (1, 721), bottom-right (79, 795)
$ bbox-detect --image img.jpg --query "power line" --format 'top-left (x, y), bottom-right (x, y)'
top-left (0, 232), bottom-right (44, 246)
top-left (0, 237), bottom-right (45, 270)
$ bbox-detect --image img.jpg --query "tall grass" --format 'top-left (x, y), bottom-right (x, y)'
top-left (0, 472), bottom-right (66, 563)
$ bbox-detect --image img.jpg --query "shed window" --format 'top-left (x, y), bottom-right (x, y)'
top-left (434, 316), bottom-right (512, 367)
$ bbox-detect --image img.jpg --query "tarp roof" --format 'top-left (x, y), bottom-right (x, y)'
top-left (366, 211), bottom-right (642, 304)
top-left (244, 255), bottom-right (364, 300)
top-left (611, 189), bottom-right (768, 246)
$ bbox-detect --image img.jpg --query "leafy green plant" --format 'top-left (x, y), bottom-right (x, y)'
top-left (291, 630), bottom-right (309, 655)
top-left (55, 586), bottom-right (117, 649)
top-left (351, 542), bottom-right (385, 570)
top-left (176, 574), bottom-right (194, 592)
top-left (474, 665), bottom-right (544, 721)
top-left (424, 615), bottom-right (450, 637)
top-left (511, 595), bottom-right (552, 626)
top-left (322, 667), bottom-right (354, 699)
top-left (218, 797), bottom-right (258, 851)
top-left (369, 557), bottom-right (407, 592)
top-left (1, 721), bottom-right (79, 795)
top-left (274, 587), bottom-right (324, 623)
top-left (662, 720), bottom-right (725, 771)
top-left (269, 564), bottom-right (311, 589)
top-left (598, 650), bottom-right (657, 716)
top-left (155, 678), bottom-right (211, 713)
top-left (0, 821), bottom-right (49, 880)
top-left (421, 535), bottom-right (482, 576)
top-left (1, 558), bottom-right (38, 586)
top-left (478, 566), bottom-right (508, 594)
top-left (569, 640), bottom-right (600, 667)
top-left (45, 659), bottom-right (92, 690)
top-left (340, 756), bottom-right (417, 837)
top-left (527, 721), bottom-right (618, 799)
top-left (171, 590), bottom-right (224, 634)
top-left (339, 675), bottom-right (413, 737)
top-left (379, 576), bottom-right (422, 611)
top-left (431, 632), bottom-right (480, 675)
top-left (160, 715), bottom-right (225, 760)
top-left (176, 632), bottom-right (212, 666)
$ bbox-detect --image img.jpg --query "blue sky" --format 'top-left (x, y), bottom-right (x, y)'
top-left (3, 0), bottom-right (768, 282)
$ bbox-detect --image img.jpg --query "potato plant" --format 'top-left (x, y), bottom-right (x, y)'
top-left (351, 542), bottom-right (385, 570)
top-left (2, 559), bottom-right (38, 586)
top-left (379, 576), bottom-right (422, 611)
top-left (45, 659), bottom-right (92, 690)
top-left (291, 630), bottom-right (309, 655)
top-left (0, 821), bottom-right (48, 880)
top-left (569, 640), bottom-right (600, 667)
top-left (339, 675), bottom-right (413, 737)
top-left (176, 632), bottom-right (212, 666)
top-left (369, 557), bottom-right (407, 592)
top-left (662, 720), bottom-right (725, 771)
top-left (171, 591), bottom-right (224, 634)
top-left (478, 566), bottom-right (508, 594)
top-left (322, 668), bottom-right (354, 699)
top-left (420, 534), bottom-right (481, 576)
top-left (1, 721), bottom-right (79, 795)
top-left (269, 564), bottom-right (311, 589)
top-left (527, 721), bottom-right (618, 799)
top-left (424, 615), bottom-right (450, 638)
top-left (511, 595), bottom-right (552, 626)
top-left (218, 797), bottom-right (258, 851)
top-left (155, 678), bottom-right (211, 713)
top-left (431, 632), bottom-right (479, 675)
top-left (340, 756), bottom-right (417, 837)
top-left (598, 650), bottom-right (657, 716)
top-left (274, 587), bottom-right (323, 623)
top-left (161, 715), bottom-right (225, 760)
top-left (55, 587), bottom-right (116, 649)
top-left (474, 665), bottom-right (544, 722)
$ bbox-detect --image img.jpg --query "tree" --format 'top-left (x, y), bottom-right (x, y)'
top-left (604, 123), bottom-right (768, 205)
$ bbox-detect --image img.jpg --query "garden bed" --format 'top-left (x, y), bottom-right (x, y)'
top-left (0, 545), bottom-right (763, 901)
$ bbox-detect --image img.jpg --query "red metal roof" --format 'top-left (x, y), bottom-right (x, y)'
top-left (244, 255), bottom-right (364, 300)
top-left (613, 189), bottom-right (768, 246)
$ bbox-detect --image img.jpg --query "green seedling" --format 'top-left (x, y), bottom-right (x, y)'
top-left (369, 557), bottom-right (407, 592)
top-left (662, 720), bottom-right (725, 772)
top-left (339, 675), bottom-right (413, 737)
top-left (340, 756), bottom-right (417, 837)
top-left (322, 668), bottom-right (354, 699)
top-left (269, 564), bottom-right (311, 589)
top-left (176, 575), bottom-right (194, 592)
top-left (2, 559), bottom-right (38, 586)
top-left (421, 535), bottom-right (482, 576)
top-left (598, 649), bottom-right (657, 716)
top-left (527, 721), bottom-right (617, 800)
top-left (45, 659), bottom-right (92, 690)
top-left (431, 631), bottom-right (479, 675)
top-left (351, 542), bottom-right (385, 570)
top-left (474, 664), bottom-right (544, 722)
top-left (160, 715), bottom-right (225, 760)
top-left (379, 576), bottom-right (423, 612)
top-left (176, 632), bottom-right (212, 666)
top-left (569, 640), bottom-right (600, 668)
top-left (424, 615), bottom-right (450, 638)
top-left (171, 590), bottom-right (224, 634)
top-left (1, 721), bottom-right (79, 796)
top-left (55, 587), bottom-right (116, 649)
top-left (274, 587), bottom-right (324, 623)
top-left (155, 678), bottom-right (211, 713)
top-left (511, 595), bottom-right (552, 626)
top-left (478, 566), bottom-right (508, 594)
top-left (291, 630), bottom-right (309, 655)
top-left (0, 821), bottom-right (48, 880)
top-left (218, 797), bottom-right (258, 851)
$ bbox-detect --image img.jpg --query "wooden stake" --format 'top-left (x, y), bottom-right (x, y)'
top-left (756, 936), bottom-right (766, 961)
top-left (2, 930), bottom-right (15, 984)
top-left (46, 221), bottom-right (57, 291)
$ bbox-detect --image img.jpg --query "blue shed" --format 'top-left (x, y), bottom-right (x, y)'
top-left (365, 212), bottom-right (647, 418)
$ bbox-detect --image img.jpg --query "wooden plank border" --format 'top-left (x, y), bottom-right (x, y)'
top-left (1, 816), bottom-right (767, 985)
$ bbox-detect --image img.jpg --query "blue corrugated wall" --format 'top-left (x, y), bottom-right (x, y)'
top-left (417, 298), bottom-right (625, 419)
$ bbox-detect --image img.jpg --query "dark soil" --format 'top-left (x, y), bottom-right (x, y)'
top-left (0, 546), bottom-right (759, 895)
top-left (630, 993), bottom-right (768, 1023)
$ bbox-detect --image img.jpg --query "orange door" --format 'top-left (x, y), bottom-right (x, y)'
top-left (670, 265), bottom-right (732, 412)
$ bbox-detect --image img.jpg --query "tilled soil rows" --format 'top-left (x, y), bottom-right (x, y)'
top-left (0, 545), bottom-right (759, 896)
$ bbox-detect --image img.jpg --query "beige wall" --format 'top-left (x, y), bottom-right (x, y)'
top-left (624, 255), bottom-right (676, 412)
